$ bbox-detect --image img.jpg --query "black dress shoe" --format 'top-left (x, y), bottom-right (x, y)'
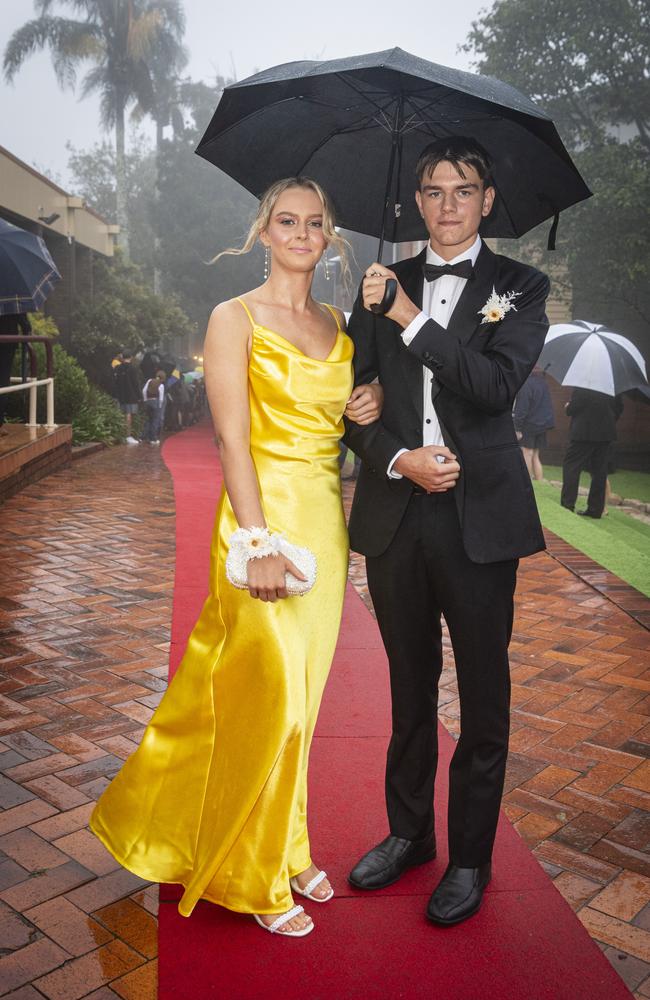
top-left (349, 834), bottom-right (436, 890)
top-left (577, 510), bottom-right (601, 518)
top-left (426, 862), bottom-right (491, 925)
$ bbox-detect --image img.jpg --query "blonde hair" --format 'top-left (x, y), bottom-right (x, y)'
top-left (212, 176), bottom-right (351, 291)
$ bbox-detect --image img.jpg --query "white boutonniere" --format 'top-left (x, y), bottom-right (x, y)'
top-left (478, 287), bottom-right (522, 324)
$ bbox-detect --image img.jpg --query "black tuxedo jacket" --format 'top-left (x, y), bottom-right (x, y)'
top-left (566, 388), bottom-right (623, 442)
top-left (343, 242), bottom-right (550, 564)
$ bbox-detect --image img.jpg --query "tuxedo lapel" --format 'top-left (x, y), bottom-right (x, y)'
top-left (393, 244), bottom-right (499, 422)
top-left (397, 248), bottom-right (427, 424)
top-left (429, 243), bottom-right (497, 405)
top-left (400, 247), bottom-right (426, 307)
top-left (446, 243), bottom-right (499, 345)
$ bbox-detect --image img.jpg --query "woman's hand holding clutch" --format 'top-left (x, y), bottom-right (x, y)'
top-left (226, 527), bottom-right (316, 600)
top-left (345, 383), bottom-right (384, 425)
top-left (246, 552), bottom-right (307, 602)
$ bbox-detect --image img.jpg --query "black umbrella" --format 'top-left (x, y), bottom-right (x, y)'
top-left (196, 47), bottom-right (591, 258)
top-left (0, 219), bottom-right (61, 316)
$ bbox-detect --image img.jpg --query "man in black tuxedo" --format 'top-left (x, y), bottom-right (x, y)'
top-left (561, 388), bottom-right (623, 518)
top-left (344, 136), bottom-right (550, 925)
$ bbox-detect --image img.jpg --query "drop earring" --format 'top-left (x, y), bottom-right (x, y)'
top-left (324, 255), bottom-right (330, 281)
top-left (264, 246), bottom-right (270, 279)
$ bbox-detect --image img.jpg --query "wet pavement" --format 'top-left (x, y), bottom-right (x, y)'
top-left (0, 441), bottom-right (649, 998)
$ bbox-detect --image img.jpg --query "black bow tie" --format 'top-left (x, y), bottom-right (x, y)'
top-left (422, 259), bottom-right (474, 282)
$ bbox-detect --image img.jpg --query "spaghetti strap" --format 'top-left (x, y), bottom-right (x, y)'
top-left (235, 297), bottom-right (256, 329)
top-left (321, 302), bottom-right (341, 332)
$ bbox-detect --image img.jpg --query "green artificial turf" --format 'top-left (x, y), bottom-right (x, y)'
top-left (541, 465), bottom-right (650, 503)
top-left (533, 482), bottom-right (650, 597)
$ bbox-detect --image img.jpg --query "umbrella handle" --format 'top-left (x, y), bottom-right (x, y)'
top-left (370, 278), bottom-right (397, 315)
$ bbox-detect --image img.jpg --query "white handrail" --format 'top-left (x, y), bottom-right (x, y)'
top-left (0, 377), bottom-right (56, 429)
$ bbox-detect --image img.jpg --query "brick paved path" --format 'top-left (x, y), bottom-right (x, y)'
top-left (0, 444), bottom-right (649, 998)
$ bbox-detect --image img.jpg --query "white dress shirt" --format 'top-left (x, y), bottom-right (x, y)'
top-left (387, 236), bottom-right (482, 478)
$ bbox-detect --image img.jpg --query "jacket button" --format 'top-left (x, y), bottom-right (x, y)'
top-left (423, 351), bottom-right (431, 360)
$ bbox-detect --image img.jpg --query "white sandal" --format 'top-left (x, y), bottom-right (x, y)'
top-left (290, 870), bottom-right (334, 903)
top-left (253, 904), bottom-right (314, 937)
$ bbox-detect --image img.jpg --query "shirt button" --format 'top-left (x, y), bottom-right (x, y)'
top-left (441, 299), bottom-right (447, 304)
top-left (426, 418), bottom-right (431, 424)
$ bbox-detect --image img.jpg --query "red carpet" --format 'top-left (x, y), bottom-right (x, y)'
top-left (160, 423), bottom-right (632, 1000)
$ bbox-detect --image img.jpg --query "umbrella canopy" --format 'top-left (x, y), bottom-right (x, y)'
top-left (183, 371), bottom-right (204, 383)
top-left (196, 47), bottom-right (591, 253)
top-left (538, 321), bottom-right (648, 396)
top-left (0, 219), bottom-right (61, 316)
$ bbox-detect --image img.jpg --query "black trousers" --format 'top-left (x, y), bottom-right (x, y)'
top-left (0, 339), bottom-right (17, 426)
top-left (366, 491), bottom-right (517, 867)
top-left (561, 440), bottom-right (609, 516)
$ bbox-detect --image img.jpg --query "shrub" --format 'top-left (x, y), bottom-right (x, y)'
top-left (28, 313), bottom-right (59, 339)
top-left (72, 384), bottom-right (127, 445)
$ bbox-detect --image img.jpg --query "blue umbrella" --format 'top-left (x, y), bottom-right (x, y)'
top-left (0, 219), bottom-right (61, 316)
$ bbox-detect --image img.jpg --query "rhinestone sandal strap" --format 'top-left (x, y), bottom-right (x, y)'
top-left (267, 904), bottom-right (305, 933)
top-left (302, 870), bottom-right (327, 897)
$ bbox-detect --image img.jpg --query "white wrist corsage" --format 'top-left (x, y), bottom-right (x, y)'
top-left (478, 287), bottom-right (522, 324)
top-left (225, 527), bottom-right (317, 596)
top-left (229, 526), bottom-right (279, 560)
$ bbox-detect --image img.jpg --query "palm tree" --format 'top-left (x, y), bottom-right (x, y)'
top-left (135, 31), bottom-right (188, 293)
top-left (4, 0), bottom-right (186, 258)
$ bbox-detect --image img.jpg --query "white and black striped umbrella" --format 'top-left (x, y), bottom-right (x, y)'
top-left (538, 321), bottom-right (648, 397)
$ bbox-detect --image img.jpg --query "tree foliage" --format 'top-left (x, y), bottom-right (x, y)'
top-left (465, 0), bottom-right (650, 152)
top-left (154, 78), bottom-right (262, 333)
top-left (67, 133), bottom-right (157, 281)
top-left (66, 77), bottom-right (263, 340)
top-left (564, 141), bottom-right (650, 327)
top-left (71, 253), bottom-right (193, 388)
top-left (465, 0), bottom-right (650, 351)
top-left (4, 1), bottom-right (186, 255)
top-left (65, 74), bottom-right (370, 340)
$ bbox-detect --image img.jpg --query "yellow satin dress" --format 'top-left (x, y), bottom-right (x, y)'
top-left (90, 300), bottom-right (353, 917)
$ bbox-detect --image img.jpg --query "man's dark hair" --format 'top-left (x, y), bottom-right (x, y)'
top-left (122, 350), bottom-right (133, 360)
top-left (415, 136), bottom-right (494, 190)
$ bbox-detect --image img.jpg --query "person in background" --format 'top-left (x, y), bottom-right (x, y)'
top-left (114, 350), bottom-right (141, 445)
top-left (166, 375), bottom-right (191, 431)
top-left (0, 312), bottom-right (31, 436)
top-left (561, 388), bottom-right (623, 518)
top-left (513, 368), bottom-right (554, 480)
top-left (142, 369), bottom-right (166, 445)
top-left (109, 351), bottom-right (123, 399)
top-left (140, 349), bottom-right (161, 381)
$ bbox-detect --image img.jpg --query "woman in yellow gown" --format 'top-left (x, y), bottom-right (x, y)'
top-left (89, 177), bottom-right (381, 937)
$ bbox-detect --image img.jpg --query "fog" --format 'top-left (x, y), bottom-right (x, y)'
top-left (1, 0), bottom-right (487, 185)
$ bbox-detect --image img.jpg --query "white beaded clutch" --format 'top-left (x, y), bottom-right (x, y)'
top-left (225, 530), bottom-right (317, 596)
